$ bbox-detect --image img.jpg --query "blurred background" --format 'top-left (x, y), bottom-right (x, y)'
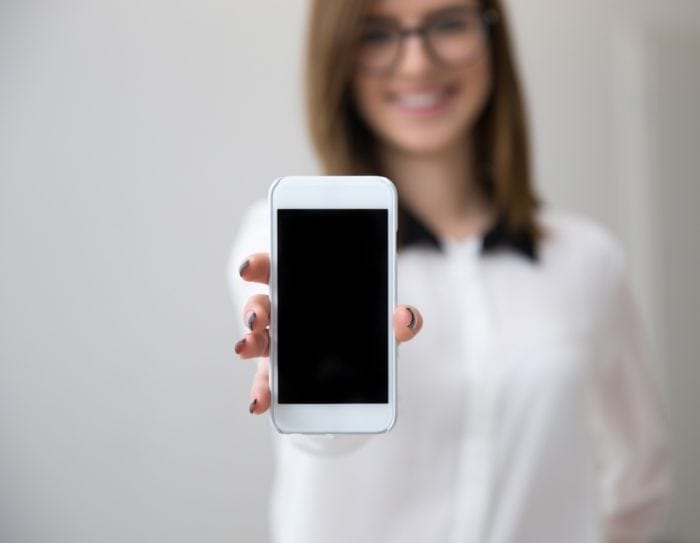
top-left (1, 0), bottom-right (698, 541)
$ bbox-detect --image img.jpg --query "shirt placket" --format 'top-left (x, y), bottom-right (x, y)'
top-left (446, 240), bottom-right (496, 543)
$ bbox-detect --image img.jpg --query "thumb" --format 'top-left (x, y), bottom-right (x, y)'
top-left (393, 305), bottom-right (423, 343)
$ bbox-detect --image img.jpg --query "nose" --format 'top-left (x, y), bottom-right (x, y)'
top-left (394, 34), bottom-right (433, 76)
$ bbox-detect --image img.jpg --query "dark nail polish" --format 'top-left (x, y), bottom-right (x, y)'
top-left (238, 259), bottom-right (250, 276)
top-left (249, 398), bottom-right (257, 414)
top-left (234, 338), bottom-right (246, 354)
top-left (247, 311), bottom-right (256, 331)
top-left (406, 307), bottom-right (416, 329)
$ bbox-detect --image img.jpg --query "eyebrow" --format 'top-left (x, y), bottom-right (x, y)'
top-left (363, 3), bottom-right (479, 25)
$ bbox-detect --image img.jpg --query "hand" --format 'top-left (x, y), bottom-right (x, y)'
top-left (235, 253), bottom-right (423, 414)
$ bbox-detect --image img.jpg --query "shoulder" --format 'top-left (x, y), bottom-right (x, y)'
top-left (226, 198), bottom-right (269, 307)
top-left (536, 206), bottom-right (627, 287)
top-left (238, 198), bottom-right (269, 232)
top-left (232, 198), bottom-right (269, 252)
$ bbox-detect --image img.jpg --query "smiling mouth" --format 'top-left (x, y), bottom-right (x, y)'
top-left (391, 86), bottom-right (456, 115)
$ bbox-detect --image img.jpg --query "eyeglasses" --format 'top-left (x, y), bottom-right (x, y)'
top-left (356, 6), bottom-right (498, 75)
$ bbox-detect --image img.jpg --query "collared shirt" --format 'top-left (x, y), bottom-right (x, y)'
top-left (228, 199), bottom-right (670, 543)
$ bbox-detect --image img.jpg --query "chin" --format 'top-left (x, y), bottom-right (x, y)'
top-left (382, 127), bottom-right (470, 158)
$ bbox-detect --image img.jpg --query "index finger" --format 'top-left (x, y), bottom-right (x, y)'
top-left (238, 253), bottom-right (270, 285)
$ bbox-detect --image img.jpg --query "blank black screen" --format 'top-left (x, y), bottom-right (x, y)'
top-left (277, 209), bottom-right (388, 403)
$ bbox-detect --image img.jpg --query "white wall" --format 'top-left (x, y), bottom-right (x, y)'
top-left (1, 1), bottom-right (698, 542)
top-left (0, 1), bottom-right (314, 542)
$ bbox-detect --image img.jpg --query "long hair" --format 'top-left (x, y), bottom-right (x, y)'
top-left (305, 0), bottom-right (543, 254)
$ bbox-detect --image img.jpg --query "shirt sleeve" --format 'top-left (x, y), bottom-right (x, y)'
top-left (590, 249), bottom-right (671, 543)
top-left (227, 199), bottom-right (371, 456)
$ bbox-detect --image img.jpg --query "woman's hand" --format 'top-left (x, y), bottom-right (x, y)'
top-left (235, 253), bottom-right (423, 414)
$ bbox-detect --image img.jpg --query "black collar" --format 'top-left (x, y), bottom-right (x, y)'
top-left (398, 205), bottom-right (538, 262)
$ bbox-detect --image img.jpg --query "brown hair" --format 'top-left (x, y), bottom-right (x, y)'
top-left (305, 0), bottom-right (543, 256)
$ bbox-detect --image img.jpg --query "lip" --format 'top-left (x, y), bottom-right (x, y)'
top-left (388, 84), bottom-right (457, 117)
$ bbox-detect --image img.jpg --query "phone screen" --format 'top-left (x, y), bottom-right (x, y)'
top-left (277, 209), bottom-right (388, 404)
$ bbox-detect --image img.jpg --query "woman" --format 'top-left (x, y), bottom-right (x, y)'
top-left (228, 0), bottom-right (670, 541)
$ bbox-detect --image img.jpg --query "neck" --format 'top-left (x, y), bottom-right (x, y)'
top-left (378, 139), bottom-right (494, 241)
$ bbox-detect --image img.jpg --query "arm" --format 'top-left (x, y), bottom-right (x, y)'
top-left (591, 258), bottom-right (671, 542)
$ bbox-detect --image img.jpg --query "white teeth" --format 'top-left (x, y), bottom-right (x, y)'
top-left (396, 91), bottom-right (446, 109)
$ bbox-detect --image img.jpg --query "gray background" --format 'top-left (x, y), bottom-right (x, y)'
top-left (1, 0), bottom-right (698, 542)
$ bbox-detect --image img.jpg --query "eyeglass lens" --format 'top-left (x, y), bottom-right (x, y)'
top-left (357, 7), bottom-right (490, 73)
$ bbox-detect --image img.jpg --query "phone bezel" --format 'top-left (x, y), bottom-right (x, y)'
top-left (269, 176), bottom-right (397, 434)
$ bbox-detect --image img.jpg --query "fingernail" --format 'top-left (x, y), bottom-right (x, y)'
top-left (249, 398), bottom-right (257, 414)
top-left (238, 259), bottom-right (250, 276)
top-left (246, 311), bottom-right (256, 331)
top-left (234, 338), bottom-right (246, 354)
top-left (406, 307), bottom-right (416, 329)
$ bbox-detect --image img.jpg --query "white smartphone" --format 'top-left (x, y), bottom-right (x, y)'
top-left (269, 176), bottom-right (397, 434)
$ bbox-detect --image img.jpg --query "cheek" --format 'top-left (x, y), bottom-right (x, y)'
top-left (351, 77), bottom-right (385, 128)
top-left (456, 57), bottom-right (493, 126)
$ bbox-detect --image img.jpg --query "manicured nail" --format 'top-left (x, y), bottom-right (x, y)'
top-left (249, 398), bottom-right (257, 414)
top-left (406, 306), bottom-right (416, 329)
top-left (238, 259), bottom-right (250, 277)
top-left (234, 338), bottom-right (246, 354)
top-left (246, 311), bottom-right (256, 331)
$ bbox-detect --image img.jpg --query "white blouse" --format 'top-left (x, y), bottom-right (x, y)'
top-left (228, 199), bottom-right (670, 543)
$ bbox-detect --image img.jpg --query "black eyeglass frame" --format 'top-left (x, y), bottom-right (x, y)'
top-left (357, 7), bottom-right (500, 75)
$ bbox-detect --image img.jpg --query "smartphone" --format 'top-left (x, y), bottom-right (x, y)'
top-left (269, 176), bottom-right (397, 434)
